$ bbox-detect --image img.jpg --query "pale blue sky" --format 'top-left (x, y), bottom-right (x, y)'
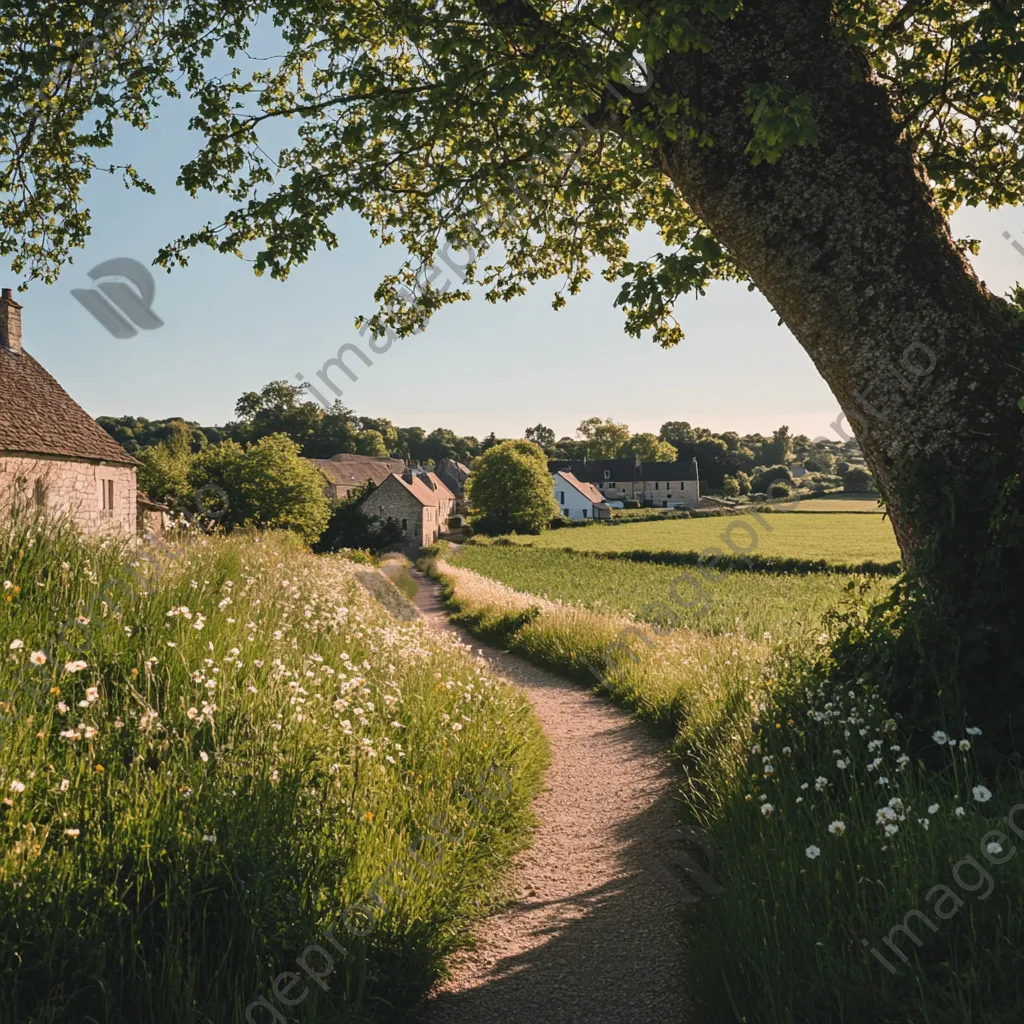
top-left (5, 81), bottom-right (1024, 444)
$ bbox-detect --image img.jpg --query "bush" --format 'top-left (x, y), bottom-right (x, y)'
top-left (750, 465), bottom-right (793, 496)
top-left (188, 433), bottom-right (332, 543)
top-left (843, 466), bottom-right (876, 492)
top-left (722, 475), bottom-right (740, 497)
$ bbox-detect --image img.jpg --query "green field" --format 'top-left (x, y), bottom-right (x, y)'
top-left (450, 544), bottom-right (891, 639)
top-left (772, 495), bottom-right (882, 512)
top-left (497, 511), bottom-right (900, 566)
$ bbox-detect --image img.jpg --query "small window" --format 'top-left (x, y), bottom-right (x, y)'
top-left (559, 491), bottom-right (565, 504)
top-left (402, 518), bottom-right (408, 532)
top-left (655, 481), bottom-right (660, 490)
top-left (609, 482), bottom-right (616, 489)
top-left (582, 508), bottom-right (588, 518)
top-left (603, 470), bottom-right (610, 479)
top-left (99, 478), bottom-right (115, 511)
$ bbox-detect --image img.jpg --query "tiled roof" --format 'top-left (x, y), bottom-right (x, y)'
top-left (556, 470), bottom-right (607, 506)
top-left (390, 471), bottom-right (455, 507)
top-left (423, 471), bottom-right (456, 503)
top-left (307, 455), bottom-right (405, 489)
top-left (0, 347), bottom-right (139, 465)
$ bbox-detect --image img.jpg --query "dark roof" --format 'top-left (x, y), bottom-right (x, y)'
top-left (548, 458), bottom-right (698, 483)
top-left (0, 347), bottom-right (139, 465)
top-left (307, 454), bottom-right (405, 489)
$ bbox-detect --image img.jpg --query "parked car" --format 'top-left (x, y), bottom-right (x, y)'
top-left (605, 500), bottom-right (625, 509)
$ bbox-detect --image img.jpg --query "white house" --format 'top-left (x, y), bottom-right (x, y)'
top-left (548, 457), bottom-right (700, 509)
top-left (553, 470), bottom-right (611, 521)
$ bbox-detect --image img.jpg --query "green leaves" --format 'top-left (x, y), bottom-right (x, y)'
top-left (743, 84), bottom-right (821, 166)
top-left (0, 0), bottom-right (1021, 344)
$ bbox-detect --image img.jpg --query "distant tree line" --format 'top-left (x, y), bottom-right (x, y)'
top-left (99, 380), bottom-right (866, 519)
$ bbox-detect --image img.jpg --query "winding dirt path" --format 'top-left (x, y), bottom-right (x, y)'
top-left (411, 570), bottom-right (693, 1024)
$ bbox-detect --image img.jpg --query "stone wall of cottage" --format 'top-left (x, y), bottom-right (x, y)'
top-left (595, 477), bottom-right (699, 508)
top-left (0, 454), bottom-right (137, 536)
top-left (361, 479), bottom-right (430, 546)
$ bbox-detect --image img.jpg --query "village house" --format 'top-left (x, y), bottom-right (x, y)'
top-left (0, 290), bottom-right (140, 536)
top-left (358, 467), bottom-right (455, 547)
top-left (306, 452), bottom-right (407, 499)
top-left (435, 457), bottom-right (471, 499)
top-left (550, 457), bottom-right (700, 509)
top-left (552, 469), bottom-right (612, 520)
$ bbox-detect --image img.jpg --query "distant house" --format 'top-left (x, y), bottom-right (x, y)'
top-left (550, 457), bottom-right (700, 509)
top-left (435, 457), bottom-right (471, 498)
top-left (0, 289), bottom-right (140, 536)
top-left (553, 470), bottom-right (611, 520)
top-left (306, 453), bottom-right (406, 499)
top-left (358, 467), bottom-right (456, 547)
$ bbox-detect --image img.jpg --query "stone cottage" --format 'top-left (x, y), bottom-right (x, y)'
top-left (358, 467), bottom-right (455, 547)
top-left (0, 289), bottom-right (139, 535)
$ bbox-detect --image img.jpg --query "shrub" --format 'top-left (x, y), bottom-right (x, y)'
top-left (750, 465), bottom-right (793, 496)
top-left (188, 433), bottom-right (331, 543)
top-left (722, 475), bottom-right (740, 497)
top-left (843, 466), bottom-right (876, 492)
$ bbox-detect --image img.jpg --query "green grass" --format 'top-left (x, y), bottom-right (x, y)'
top-left (450, 544), bottom-right (891, 640)
top-left (773, 493), bottom-right (882, 512)
top-left (494, 511), bottom-right (900, 566)
top-left (425, 555), bottom-right (1024, 1024)
top-left (0, 506), bottom-right (546, 1023)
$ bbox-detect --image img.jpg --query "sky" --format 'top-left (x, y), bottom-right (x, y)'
top-left (5, 59), bottom-right (1024, 446)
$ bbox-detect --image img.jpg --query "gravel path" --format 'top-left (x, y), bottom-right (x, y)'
top-left (411, 570), bottom-right (694, 1024)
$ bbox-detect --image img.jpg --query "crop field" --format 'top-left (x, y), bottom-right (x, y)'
top-left (449, 544), bottom-right (892, 639)
top-left (495, 511), bottom-right (900, 567)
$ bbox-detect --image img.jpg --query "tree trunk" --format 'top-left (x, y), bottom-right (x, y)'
top-left (648, 1), bottom-right (1024, 748)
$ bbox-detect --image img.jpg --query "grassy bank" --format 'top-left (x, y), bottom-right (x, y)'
top-left (423, 553), bottom-right (1024, 1023)
top-left (0, 511), bottom-right (546, 1023)
top-left (450, 544), bottom-right (891, 640)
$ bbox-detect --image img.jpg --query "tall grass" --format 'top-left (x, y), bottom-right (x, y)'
top-left (0, 507), bottom-right (546, 1023)
top-left (425, 556), bottom-right (1024, 1023)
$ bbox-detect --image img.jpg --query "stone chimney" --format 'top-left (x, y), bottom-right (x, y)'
top-left (0, 288), bottom-right (23, 355)
top-left (402, 468), bottom-right (415, 484)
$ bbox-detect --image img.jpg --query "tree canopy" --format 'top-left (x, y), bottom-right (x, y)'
top-left (465, 439), bottom-right (560, 534)
top-left (3, 1), bottom-right (1021, 343)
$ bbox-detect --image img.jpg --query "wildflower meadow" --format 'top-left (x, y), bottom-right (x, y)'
top-left (0, 507), bottom-right (546, 1023)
